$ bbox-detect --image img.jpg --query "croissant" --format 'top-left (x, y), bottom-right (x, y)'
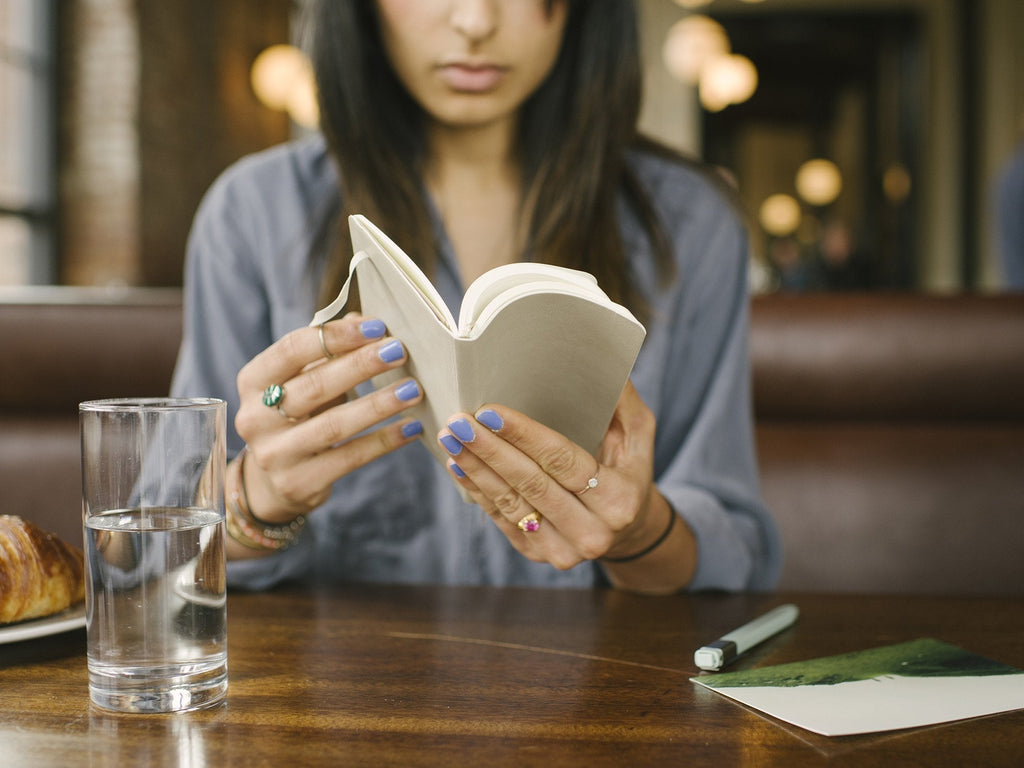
top-left (0, 515), bottom-right (86, 624)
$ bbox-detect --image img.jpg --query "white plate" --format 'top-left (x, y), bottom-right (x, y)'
top-left (0, 603), bottom-right (86, 644)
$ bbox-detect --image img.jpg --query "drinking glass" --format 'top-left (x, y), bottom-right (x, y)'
top-left (80, 398), bottom-right (227, 713)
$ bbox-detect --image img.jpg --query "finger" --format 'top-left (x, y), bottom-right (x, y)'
top-left (477, 501), bottom-right (590, 572)
top-left (237, 313), bottom-right (388, 400)
top-left (455, 400), bottom-right (656, 557)
top-left (440, 428), bottom-right (541, 536)
top-left (441, 431), bottom-right (572, 554)
top-left (280, 336), bottom-right (409, 421)
top-left (318, 314), bottom-right (388, 361)
top-left (440, 415), bottom-right (595, 540)
top-left (311, 415), bottom-right (423, 478)
top-left (262, 376), bottom-right (423, 464)
top-left (438, 423), bottom-right (535, 524)
top-left (444, 457), bottom-right (482, 493)
top-left (465, 406), bottom-right (602, 503)
top-left (248, 416), bottom-right (423, 513)
top-left (238, 335), bottom-right (409, 432)
top-left (440, 425), bottom-right (599, 569)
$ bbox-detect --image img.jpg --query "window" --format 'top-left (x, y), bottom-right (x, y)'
top-left (0, 0), bottom-right (56, 285)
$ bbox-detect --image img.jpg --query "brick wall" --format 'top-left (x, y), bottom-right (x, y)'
top-left (59, 0), bottom-right (140, 286)
top-left (59, 0), bottom-right (292, 287)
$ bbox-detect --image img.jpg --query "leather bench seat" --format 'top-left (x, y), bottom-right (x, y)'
top-left (750, 293), bottom-right (1024, 594)
top-left (0, 289), bottom-right (182, 548)
top-left (3, 288), bottom-right (1022, 594)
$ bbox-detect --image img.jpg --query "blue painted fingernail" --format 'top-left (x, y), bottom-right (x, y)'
top-left (476, 409), bottom-right (503, 431)
top-left (360, 319), bottom-right (386, 339)
top-left (448, 418), bottom-right (475, 443)
top-left (449, 461), bottom-right (466, 478)
top-left (378, 339), bottom-right (404, 363)
top-left (395, 379), bottom-right (420, 402)
top-left (401, 420), bottom-right (423, 438)
top-left (439, 434), bottom-right (463, 456)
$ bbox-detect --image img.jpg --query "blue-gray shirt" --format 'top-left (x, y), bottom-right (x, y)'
top-left (171, 135), bottom-right (781, 592)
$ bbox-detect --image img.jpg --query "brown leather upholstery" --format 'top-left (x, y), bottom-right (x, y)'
top-left (0, 291), bottom-right (182, 411)
top-left (751, 293), bottom-right (1024, 421)
top-left (0, 289), bottom-right (182, 549)
top-left (757, 423), bottom-right (1023, 594)
top-left (2, 288), bottom-right (1022, 594)
top-left (751, 293), bottom-right (1024, 595)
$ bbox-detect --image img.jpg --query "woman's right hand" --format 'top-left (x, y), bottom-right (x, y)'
top-left (233, 312), bottom-right (423, 525)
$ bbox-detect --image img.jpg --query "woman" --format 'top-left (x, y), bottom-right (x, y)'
top-left (171, 0), bottom-right (781, 594)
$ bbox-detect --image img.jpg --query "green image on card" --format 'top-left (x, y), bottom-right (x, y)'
top-left (700, 638), bottom-right (1020, 689)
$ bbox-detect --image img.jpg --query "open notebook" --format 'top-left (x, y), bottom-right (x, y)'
top-left (311, 215), bottom-right (647, 469)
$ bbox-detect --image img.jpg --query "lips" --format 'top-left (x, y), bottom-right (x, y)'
top-left (438, 63), bottom-right (505, 93)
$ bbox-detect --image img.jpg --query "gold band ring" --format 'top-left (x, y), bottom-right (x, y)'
top-left (517, 512), bottom-right (541, 533)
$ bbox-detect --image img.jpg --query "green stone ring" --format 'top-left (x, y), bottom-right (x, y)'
top-left (262, 384), bottom-right (285, 408)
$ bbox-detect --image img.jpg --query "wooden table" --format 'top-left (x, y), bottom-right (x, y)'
top-left (2, 585), bottom-right (1022, 766)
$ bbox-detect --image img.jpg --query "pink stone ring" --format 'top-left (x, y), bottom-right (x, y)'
top-left (517, 512), bottom-right (541, 533)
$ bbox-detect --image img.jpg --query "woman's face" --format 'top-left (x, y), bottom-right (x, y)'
top-left (374, 0), bottom-right (568, 131)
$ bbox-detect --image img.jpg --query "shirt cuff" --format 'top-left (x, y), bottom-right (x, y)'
top-left (660, 485), bottom-right (758, 591)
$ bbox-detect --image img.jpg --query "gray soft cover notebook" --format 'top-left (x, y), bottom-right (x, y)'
top-left (311, 214), bottom-right (647, 469)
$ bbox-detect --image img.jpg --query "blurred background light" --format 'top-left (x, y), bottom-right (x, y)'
top-left (251, 44), bottom-right (305, 110)
top-left (882, 163), bottom-right (913, 203)
top-left (699, 53), bottom-right (758, 111)
top-left (759, 193), bottom-right (802, 236)
top-left (795, 158), bottom-right (843, 206)
top-left (250, 44), bottom-right (319, 128)
top-left (662, 15), bottom-right (730, 85)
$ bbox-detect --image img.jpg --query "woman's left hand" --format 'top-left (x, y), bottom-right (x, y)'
top-left (437, 381), bottom-right (692, 587)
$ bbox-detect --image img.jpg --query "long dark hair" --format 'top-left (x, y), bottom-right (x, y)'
top-left (306, 0), bottom-right (674, 320)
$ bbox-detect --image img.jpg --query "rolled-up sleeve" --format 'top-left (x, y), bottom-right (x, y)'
top-left (170, 164), bottom-right (272, 457)
top-left (169, 154), bottom-right (317, 589)
top-left (646, 190), bottom-right (781, 591)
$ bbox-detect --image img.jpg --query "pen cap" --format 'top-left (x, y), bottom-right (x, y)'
top-left (694, 640), bottom-right (738, 671)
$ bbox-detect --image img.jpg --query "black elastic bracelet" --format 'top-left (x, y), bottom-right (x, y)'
top-left (600, 506), bottom-right (677, 563)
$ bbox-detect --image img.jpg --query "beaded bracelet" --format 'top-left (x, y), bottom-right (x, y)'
top-left (224, 447), bottom-right (306, 551)
top-left (225, 497), bottom-right (272, 551)
top-left (600, 505), bottom-right (677, 564)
